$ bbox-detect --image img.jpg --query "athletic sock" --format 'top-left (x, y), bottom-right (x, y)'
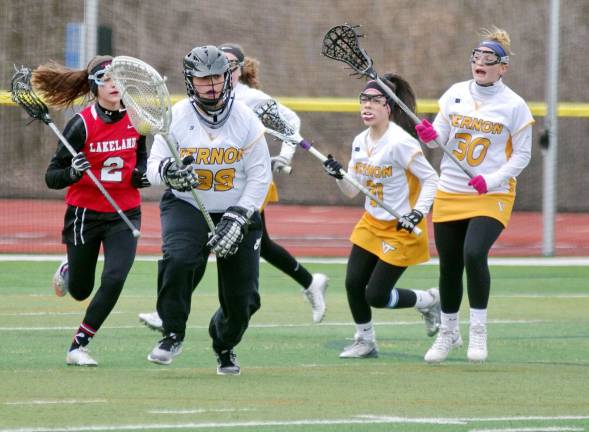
top-left (413, 289), bottom-right (435, 309)
top-left (441, 312), bottom-right (459, 332)
top-left (69, 322), bottom-right (97, 351)
top-left (469, 308), bottom-right (487, 327)
top-left (355, 321), bottom-right (375, 342)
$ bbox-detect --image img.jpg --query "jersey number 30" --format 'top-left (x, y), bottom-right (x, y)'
top-left (452, 133), bottom-right (490, 167)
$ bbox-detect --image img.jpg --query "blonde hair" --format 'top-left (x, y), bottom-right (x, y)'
top-left (31, 55), bottom-right (112, 109)
top-left (239, 56), bottom-right (261, 89)
top-left (478, 26), bottom-right (513, 55)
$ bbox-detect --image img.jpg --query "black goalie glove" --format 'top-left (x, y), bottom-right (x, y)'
top-left (159, 156), bottom-right (198, 192)
top-left (69, 152), bottom-right (90, 181)
top-left (322, 154), bottom-right (344, 179)
top-left (206, 206), bottom-right (250, 258)
top-left (396, 209), bottom-right (424, 233)
top-left (131, 168), bottom-right (151, 188)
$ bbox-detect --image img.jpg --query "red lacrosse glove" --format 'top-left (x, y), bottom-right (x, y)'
top-left (468, 175), bottom-right (488, 194)
top-left (415, 119), bottom-right (438, 143)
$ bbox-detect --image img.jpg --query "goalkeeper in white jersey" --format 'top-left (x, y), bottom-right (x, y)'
top-left (415, 27), bottom-right (534, 364)
top-left (145, 45), bottom-right (271, 375)
top-left (322, 75), bottom-right (440, 359)
top-left (138, 44), bottom-right (327, 330)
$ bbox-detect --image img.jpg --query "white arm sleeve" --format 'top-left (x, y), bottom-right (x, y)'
top-left (483, 124), bottom-right (533, 189)
top-left (430, 112), bottom-right (451, 150)
top-left (146, 133), bottom-right (174, 186)
top-left (236, 133), bottom-right (272, 213)
top-left (411, 154), bottom-right (439, 215)
top-left (335, 178), bottom-right (360, 198)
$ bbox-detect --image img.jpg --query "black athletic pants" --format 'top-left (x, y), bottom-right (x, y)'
top-left (259, 211), bottom-right (313, 289)
top-left (345, 245), bottom-right (416, 324)
top-left (65, 215), bottom-right (138, 331)
top-left (434, 216), bottom-right (504, 313)
top-left (156, 191), bottom-right (262, 351)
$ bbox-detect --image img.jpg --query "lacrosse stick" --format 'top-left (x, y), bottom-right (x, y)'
top-left (255, 99), bottom-right (421, 236)
top-left (10, 66), bottom-right (141, 238)
top-left (108, 56), bottom-right (215, 233)
top-left (322, 24), bottom-right (475, 179)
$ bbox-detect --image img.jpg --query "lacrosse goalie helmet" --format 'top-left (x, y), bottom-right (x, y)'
top-left (184, 45), bottom-right (234, 129)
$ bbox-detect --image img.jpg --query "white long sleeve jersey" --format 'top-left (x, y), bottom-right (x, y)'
top-left (146, 99), bottom-right (272, 214)
top-left (341, 122), bottom-right (438, 221)
top-left (431, 79), bottom-right (534, 193)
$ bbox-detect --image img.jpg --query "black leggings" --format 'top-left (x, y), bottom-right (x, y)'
top-left (345, 245), bottom-right (416, 324)
top-left (259, 211), bottom-right (313, 289)
top-left (434, 217), bottom-right (504, 313)
top-left (66, 230), bottom-right (137, 330)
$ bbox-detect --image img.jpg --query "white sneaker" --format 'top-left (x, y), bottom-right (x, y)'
top-left (52, 260), bottom-right (69, 297)
top-left (303, 273), bottom-right (328, 323)
top-left (339, 337), bottom-right (378, 358)
top-left (66, 347), bottom-right (98, 366)
top-left (147, 334), bottom-right (183, 365)
top-left (467, 324), bottom-right (488, 362)
top-left (139, 311), bottom-right (164, 333)
top-left (416, 288), bottom-right (441, 337)
top-left (424, 327), bottom-right (463, 363)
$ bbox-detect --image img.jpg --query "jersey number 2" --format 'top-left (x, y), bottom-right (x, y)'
top-left (101, 156), bottom-right (124, 182)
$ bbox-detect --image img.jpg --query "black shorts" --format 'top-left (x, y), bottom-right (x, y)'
top-left (62, 205), bottom-right (141, 245)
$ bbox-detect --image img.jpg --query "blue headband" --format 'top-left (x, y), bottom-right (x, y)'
top-left (479, 40), bottom-right (506, 57)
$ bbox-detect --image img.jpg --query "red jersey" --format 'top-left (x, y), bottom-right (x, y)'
top-left (65, 104), bottom-right (141, 212)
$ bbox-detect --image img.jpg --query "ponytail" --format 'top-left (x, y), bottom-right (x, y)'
top-left (381, 73), bottom-right (418, 139)
top-left (31, 61), bottom-right (90, 109)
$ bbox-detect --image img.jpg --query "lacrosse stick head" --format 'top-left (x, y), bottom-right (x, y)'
top-left (321, 24), bottom-right (376, 79)
top-left (254, 99), bottom-right (295, 137)
top-left (10, 65), bottom-right (52, 124)
top-left (108, 56), bottom-right (171, 136)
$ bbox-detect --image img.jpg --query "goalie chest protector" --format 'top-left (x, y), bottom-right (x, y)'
top-left (65, 104), bottom-right (141, 212)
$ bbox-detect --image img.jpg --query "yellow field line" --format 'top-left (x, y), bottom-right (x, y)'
top-left (2, 90), bottom-right (588, 117)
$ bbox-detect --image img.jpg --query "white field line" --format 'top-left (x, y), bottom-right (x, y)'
top-left (4, 399), bottom-right (107, 406)
top-left (146, 408), bottom-right (255, 414)
top-left (0, 415), bottom-right (588, 432)
top-left (469, 427), bottom-right (584, 432)
top-left (2, 254), bottom-right (589, 266)
top-left (0, 312), bottom-right (122, 317)
top-left (0, 319), bottom-right (548, 332)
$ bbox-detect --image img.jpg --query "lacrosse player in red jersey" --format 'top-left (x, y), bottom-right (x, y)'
top-left (322, 75), bottom-right (440, 358)
top-left (138, 43), bottom-right (327, 332)
top-left (34, 55), bottom-right (149, 366)
top-left (144, 45), bottom-right (271, 375)
top-left (415, 27), bottom-right (533, 363)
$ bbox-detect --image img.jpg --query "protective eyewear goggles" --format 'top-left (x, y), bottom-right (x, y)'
top-left (470, 49), bottom-right (509, 66)
top-left (228, 59), bottom-right (243, 72)
top-left (88, 68), bottom-right (110, 86)
top-left (359, 92), bottom-right (388, 105)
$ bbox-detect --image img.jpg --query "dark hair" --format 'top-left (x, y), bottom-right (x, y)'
top-left (380, 73), bottom-right (418, 139)
top-left (31, 55), bottom-right (112, 109)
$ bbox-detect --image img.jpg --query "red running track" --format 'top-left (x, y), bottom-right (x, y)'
top-left (1, 199), bottom-right (588, 256)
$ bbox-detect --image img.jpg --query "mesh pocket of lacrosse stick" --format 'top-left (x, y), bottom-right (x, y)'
top-left (109, 56), bottom-right (171, 136)
top-left (254, 99), bottom-right (296, 136)
top-left (321, 24), bottom-right (375, 78)
top-left (10, 65), bottom-right (51, 124)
